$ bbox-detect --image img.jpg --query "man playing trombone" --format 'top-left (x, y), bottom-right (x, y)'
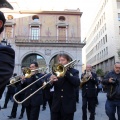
top-left (21, 62), bottom-right (44, 120)
top-left (49, 53), bottom-right (80, 120)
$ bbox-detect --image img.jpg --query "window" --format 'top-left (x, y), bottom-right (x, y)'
top-left (119, 26), bottom-right (120, 34)
top-left (104, 12), bottom-right (105, 19)
top-left (118, 13), bottom-right (120, 21)
top-left (105, 34), bottom-right (107, 42)
top-left (5, 25), bottom-right (13, 38)
top-left (106, 47), bottom-right (108, 55)
top-left (31, 26), bottom-right (40, 40)
top-left (105, 60), bottom-right (108, 67)
top-left (59, 16), bottom-right (65, 21)
top-left (103, 37), bottom-right (105, 44)
top-left (58, 26), bottom-right (66, 42)
top-left (104, 23), bottom-right (106, 30)
top-left (32, 15), bottom-right (39, 21)
top-left (104, 48), bottom-right (105, 56)
top-left (102, 50), bottom-right (103, 57)
top-left (7, 15), bottom-right (13, 20)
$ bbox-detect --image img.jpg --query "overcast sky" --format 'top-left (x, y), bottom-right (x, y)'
top-left (22, 0), bottom-right (100, 40)
top-left (9, 0), bottom-right (100, 40)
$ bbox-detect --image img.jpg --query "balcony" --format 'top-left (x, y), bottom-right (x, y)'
top-left (15, 36), bottom-right (85, 47)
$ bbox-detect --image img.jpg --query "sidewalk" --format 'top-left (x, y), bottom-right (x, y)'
top-left (0, 92), bottom-right (108, 120)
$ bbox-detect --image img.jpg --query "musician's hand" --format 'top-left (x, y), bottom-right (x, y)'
top-left (21, 76), bottom-right (25, 81)
top-left (31, 71), bottom-right (36, 76)
top-left (109, 78), bottom-right (114, 83)
top-left (89, 73), bottom-right (92, 78)
top-left (50, 75), bottom-right (58, 82)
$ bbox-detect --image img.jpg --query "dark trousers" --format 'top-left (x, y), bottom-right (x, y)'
top-left (76, 88), bottom-right (79, 103)
top-left (11, 94), bottom-right (25, 117)
top-left (26, 105), bottom-right (40, 120)
top-left (11, 101), bottom-right (25, 117)
top-left (42, 90), bottom-right (47, 109)
top-left (82, 97), bottom-right (96, 120)
top-left (3, 92), bottom-right (13, 107)
top-left (105, 99), bottom-right (120, 120)
top-left (51, 106), bottom-right (74, 120)
top-left (47, 92), bottom-right (54, 111)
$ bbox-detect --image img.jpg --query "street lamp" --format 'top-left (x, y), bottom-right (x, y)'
top-left (1, 38), bottom-right (7, 46)
top-left (0, 39), bottom-right (11, 47)
top-left (7, 43), bottom-right (11, 47)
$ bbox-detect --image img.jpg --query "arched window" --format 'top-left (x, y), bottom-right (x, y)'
top-left (59, 16), bottom-right (65, 21)
top-left (32, 15), bottom-right (39, 21)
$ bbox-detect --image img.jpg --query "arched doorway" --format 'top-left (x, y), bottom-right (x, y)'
top-left (49, 54), bottom-right (72, 71)
top-left (22, 53), bottom-right (46, 68)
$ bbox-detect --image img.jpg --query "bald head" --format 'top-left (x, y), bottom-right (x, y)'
top-left (114, 62), bottom-right (120, 74)
top-left (86, 64), bottom-right (92, 72)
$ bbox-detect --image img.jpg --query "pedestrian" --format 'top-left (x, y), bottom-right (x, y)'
top-left (102, 62), bottom-right (120, 120)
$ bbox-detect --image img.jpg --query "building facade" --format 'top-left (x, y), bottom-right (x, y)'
top-left (0, 8), bottom-right (85, 76)
top-left (84, 0), bottom-right (120, 73)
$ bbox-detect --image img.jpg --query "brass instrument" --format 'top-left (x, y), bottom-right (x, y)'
top-left (7, 67), bottom-right (47, 87)
top-left (80, 71), bottom-right (92, 88)
top-left (13, 59), bottom-right (79, 104)
top-left (7, 76), bottom-right (21, 87)
top-left (52, 59), bottom-right (77, 77)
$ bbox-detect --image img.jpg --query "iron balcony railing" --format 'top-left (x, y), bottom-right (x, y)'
top-left (15, 36), bottom-right (82, 44)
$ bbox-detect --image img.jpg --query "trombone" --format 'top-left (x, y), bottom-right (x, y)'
top-left (13, 59), bottom-right (79, 104)
top-left (7, 67), bottom-right (48, 87)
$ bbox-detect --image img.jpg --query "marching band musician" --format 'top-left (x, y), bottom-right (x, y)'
top-left (7, 70), bottom-right (26, 119)
top-left (49, 53), bottom-right (80, 120)
top-left (21, 62), bottom-right (44, 120)
top-left (81, 65), bottom-right (98, 120)
top-left (1, 73), bottom-right (16, 109)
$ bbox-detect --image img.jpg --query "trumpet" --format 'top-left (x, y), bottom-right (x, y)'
top-left (7, 67), bottom-right (47, 87)
top-left (13, 59), bottom-right (79, 104)
top-left (80, 71), bottom-right (91, 88)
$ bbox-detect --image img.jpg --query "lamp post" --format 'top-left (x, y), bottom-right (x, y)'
top-left (7, 43), bottom-right (11, 47)
top-left (1, 39), bottom-right (11, 47)
top-left (1, 38), bottom-right (7, 46)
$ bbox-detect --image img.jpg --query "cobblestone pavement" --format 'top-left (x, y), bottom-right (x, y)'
top-left (0, 91), bottom-right (110, 120)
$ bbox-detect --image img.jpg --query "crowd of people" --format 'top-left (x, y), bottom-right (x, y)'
top-left (0, 8), bottom-right (120, 120)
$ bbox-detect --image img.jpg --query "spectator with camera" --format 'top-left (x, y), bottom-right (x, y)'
top-left (102, 62), bottom-right (120, 120)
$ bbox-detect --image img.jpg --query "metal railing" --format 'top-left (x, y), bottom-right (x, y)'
top-left (15, 36), bottom-right (81, 44)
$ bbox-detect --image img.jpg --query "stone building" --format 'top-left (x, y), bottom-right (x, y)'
top-left (0, 8), bottom-right (85, 76)
top-left (84, 0), bottom-right (120, 73)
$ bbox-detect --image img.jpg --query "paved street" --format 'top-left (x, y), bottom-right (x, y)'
top-left (0, 91), bottom-right (109, 120)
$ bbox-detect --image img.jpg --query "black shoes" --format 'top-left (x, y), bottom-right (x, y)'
top-left (8, 116), bottom-right (16, 119)
top-left (42, 107), bottom-right (46, 111)
top-left (19, 115), bottom-right (23, 119)
top-left (7, 115), bottom-right (23, 119)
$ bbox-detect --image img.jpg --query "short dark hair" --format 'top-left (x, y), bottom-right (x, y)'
top-left (0, 11), bottom-right (6, 34)
top-left (30, 62), bottom-right (39, 67)
top-left (13, 73), bottom-right (17, 77)
top-left (57, 53), bottom-right (71, 62)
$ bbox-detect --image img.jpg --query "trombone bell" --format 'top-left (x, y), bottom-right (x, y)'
top-left (52, 64), bottom-right (66, 77)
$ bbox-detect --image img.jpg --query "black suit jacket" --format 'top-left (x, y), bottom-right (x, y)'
top-left (44, 73), bottom-right (54, 100)
top-left (23, 73), bottom-right (44, 107)
top-left (81, 72), bottom-right (98, 98)
top-left (51, 68), bottom-right (80, 114)
top-left (0, 45), bottom-right (15, 98)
